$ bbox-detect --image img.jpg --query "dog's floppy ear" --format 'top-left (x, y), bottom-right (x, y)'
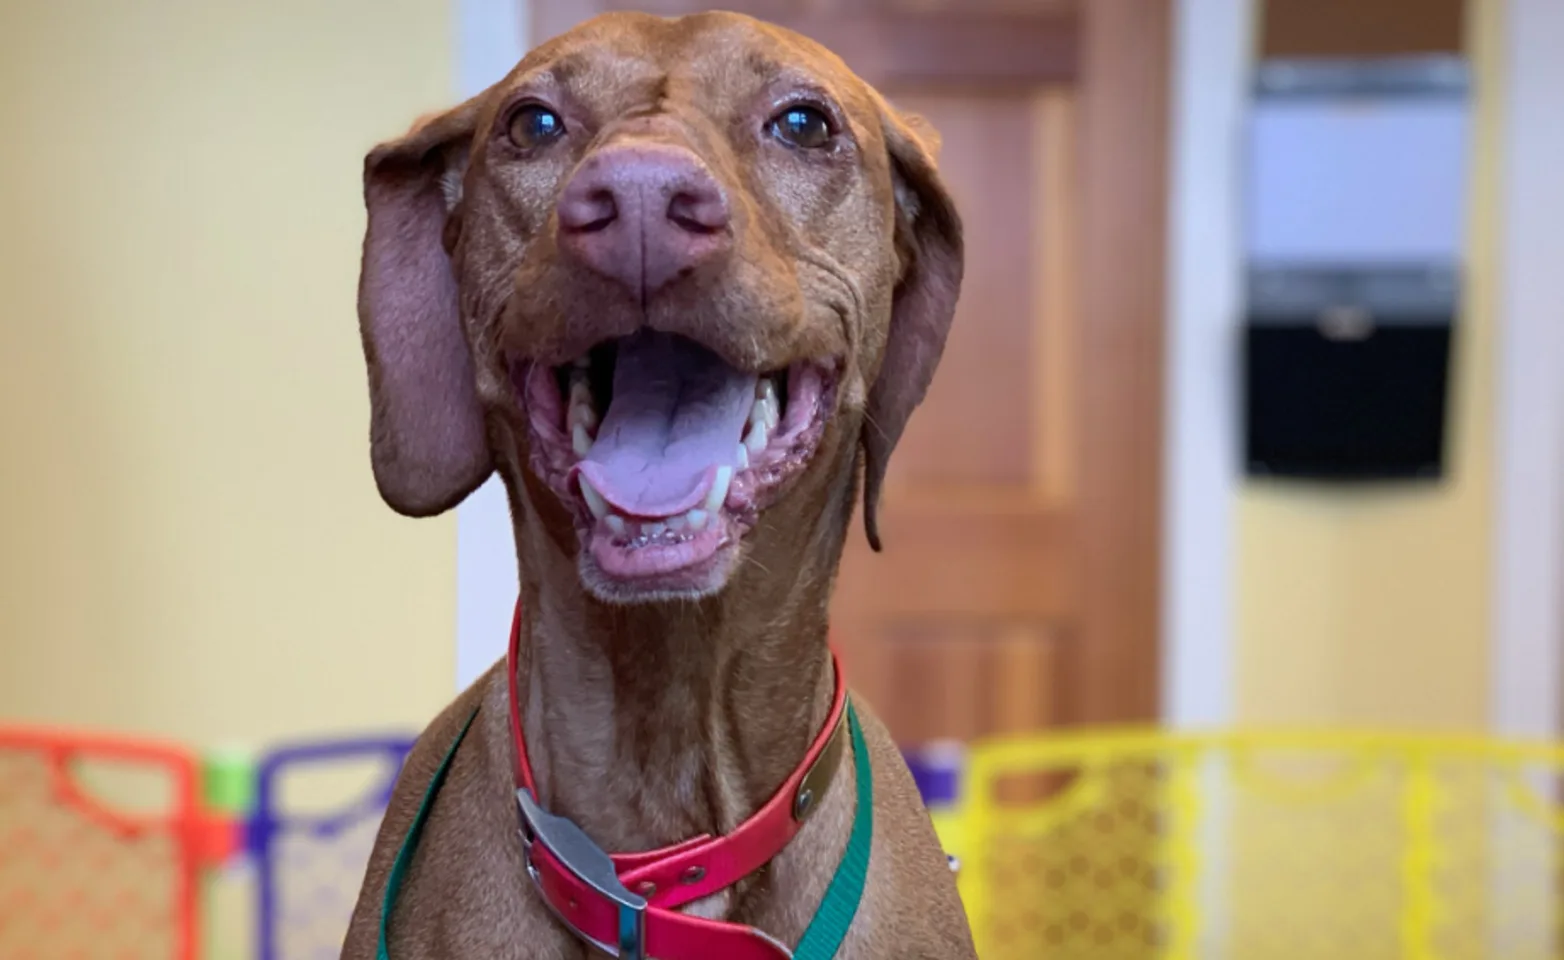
top-left (358, 97), bottom-right (492, 517)
top-left (862, 107), bottom-right (964, 550)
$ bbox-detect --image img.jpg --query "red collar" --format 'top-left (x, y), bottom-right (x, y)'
top-left (505, 600), bottom-right (849, 960)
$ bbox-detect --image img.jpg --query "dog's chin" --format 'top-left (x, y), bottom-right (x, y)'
top-left (577, 528), bottom-right (743, 604)
top-left (515, 329), bottom-right (838, 607)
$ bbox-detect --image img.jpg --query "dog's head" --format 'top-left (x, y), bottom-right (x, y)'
top-left (358, 11), bottom-right (962, 603)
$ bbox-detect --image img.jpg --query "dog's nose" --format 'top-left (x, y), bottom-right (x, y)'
top-left (557, 143), bottom-right (732, 297)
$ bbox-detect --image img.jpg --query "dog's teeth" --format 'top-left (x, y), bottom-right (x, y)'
top-left (705, 466), bottom-right (733, 513)
top-left (569, 403), bottom-right (598, 432)
top-left (644, 522), bottom-right (667, 538)
top-left (735, 443), bottom-right (750, 470)
top-left (685, 509), bottom-right (708, 531)
top-left (580, 478), bottom-right (610, 520)
top-left (744, 418), bottom-right (769, 456)
top-left (667, 513), bottom-right (687, 532)
top-left (572, 424), bottom-right (594, 457)
top-left (605, 514), bottom-right (627, 536)
top-left (749, 394), bottom-right (778, 437)
top-left (758, 380), bottom-right (780, 427)
top-left (568, 375), bottom-right (597, 424)
top-left (569, 402), bottom-right (596, 431)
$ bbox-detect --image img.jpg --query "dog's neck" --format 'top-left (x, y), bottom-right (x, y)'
top-left (508, 473), bottom-right (854, 853)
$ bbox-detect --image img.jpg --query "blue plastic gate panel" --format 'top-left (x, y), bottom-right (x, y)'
top-left (249, 735), bottom-right (416, 960)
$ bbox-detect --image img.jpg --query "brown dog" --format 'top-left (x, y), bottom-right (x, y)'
top-left (342, 10), bottom-right (973, 958)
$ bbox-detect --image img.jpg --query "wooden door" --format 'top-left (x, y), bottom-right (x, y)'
top-left (534, 0), bottom-right (1169, 742)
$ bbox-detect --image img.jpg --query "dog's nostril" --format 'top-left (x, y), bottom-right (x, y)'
top-left (666, 188), bottom-right (728, 235)
top-left (560, 188), bottom-right (619, 234)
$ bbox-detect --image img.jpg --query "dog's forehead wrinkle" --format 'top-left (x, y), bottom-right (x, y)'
top-left (528, 50), bottom-right (589, 88)
top-left (505, 47), bottom-right (665, 122)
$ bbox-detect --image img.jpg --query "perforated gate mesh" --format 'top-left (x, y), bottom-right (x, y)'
top-left (251, 737), bottom-right (413, 960)
top-left (0, 729), bottom-right (205, 960)
top-left (957, 730), bottom-right (1564, 960)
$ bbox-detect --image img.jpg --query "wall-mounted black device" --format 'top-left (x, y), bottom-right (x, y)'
top-left (1242, 57), bottom-right (1469, 481)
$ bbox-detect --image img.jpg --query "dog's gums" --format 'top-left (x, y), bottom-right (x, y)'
top-left (517, 330), bottom-right (837, 596)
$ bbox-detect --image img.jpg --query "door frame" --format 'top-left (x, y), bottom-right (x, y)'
top-left (1491, 0), bottom-right (1564, 740)
top-left (1162, 0), bottom-right (1249, 728)
top-left (453, 0), bottom-right (530, 691)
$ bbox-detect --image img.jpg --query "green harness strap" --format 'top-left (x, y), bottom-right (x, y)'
top-left (377, 702), bottom-right (873, 960)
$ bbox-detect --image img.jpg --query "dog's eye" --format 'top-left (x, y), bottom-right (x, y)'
top-left (507, 104), bottom-right (565, 149)
top-left (768, 105), bottom-right (833, 150)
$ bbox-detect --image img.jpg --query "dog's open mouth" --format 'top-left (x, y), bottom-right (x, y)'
top-left (517, 330), bottom-right (837, 592)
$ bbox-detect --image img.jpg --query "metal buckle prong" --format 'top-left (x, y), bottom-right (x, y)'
top-left (517, 788), bottom-right (647, 960)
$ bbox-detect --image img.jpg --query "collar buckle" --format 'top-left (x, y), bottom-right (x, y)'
top-left (517, 788), bottom-right (647, 960)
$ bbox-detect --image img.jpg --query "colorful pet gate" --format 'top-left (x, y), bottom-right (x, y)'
top-left (247, 735), bottom-right (415, 960)
top-left (13, 719), bottom-right (1564, 959)
top-left (247, 737), bottom-right (416, 960)
top-left (0, 727), bottom-right (240, 960)
top-left (954, 728), bottom-right (1564, 960)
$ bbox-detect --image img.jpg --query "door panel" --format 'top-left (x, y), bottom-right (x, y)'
top-left (880, 622), bottom-right (1061, 743)
top-left (887, 91), bottom-right (1039, 489)
top-left (532, 0), bottom-right (1168, 742)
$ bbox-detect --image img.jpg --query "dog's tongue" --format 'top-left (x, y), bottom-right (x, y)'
top-left (577, 331), bottom-right (755, 518)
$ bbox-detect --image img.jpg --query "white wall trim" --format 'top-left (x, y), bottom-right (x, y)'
top-left (1161, 0), bottom-right (1250, 728)
top-left (1162, 13), bottom-right (1248, 942)
top-left (1492, 0), bottom-right (1564, 739)
top-left (455, 0), bottom-right (529, 690)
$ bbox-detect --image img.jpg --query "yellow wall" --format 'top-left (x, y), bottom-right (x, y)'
top-left (1235, 0), bottom-right (1503, 731)
top-left (0, 1), bottom-right (458, 743)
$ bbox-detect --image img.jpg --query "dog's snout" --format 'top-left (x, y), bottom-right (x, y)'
top-left (557, 143), bottom-right (732, 297)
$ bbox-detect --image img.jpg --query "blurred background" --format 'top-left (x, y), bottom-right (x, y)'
top-left (1, 0), bottom-right (1561, 958)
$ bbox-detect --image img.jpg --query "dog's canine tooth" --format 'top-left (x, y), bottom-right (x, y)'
top-left (580, 478), bottom-right (610, 519)
top-left (567, 370), bottom-right (597, 438)
top-left (735, 443), bottom-right (750, 470)
top-left (685, 509), bottom-right (708, 531)
top-left (748, 393), bottom-right (779, 438)
top-left (747, 396), bottom-right (771, 429)
top-left (569, 376), bottom-right (591, 402)
top-left (744, 418), bottom-right (768, 456)
top-left (705, 466), bottom-right (733, 513)
top-left (569, 402), bottom-right (598, 431)
top-left (759, 381), bottom-right (780, 430)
